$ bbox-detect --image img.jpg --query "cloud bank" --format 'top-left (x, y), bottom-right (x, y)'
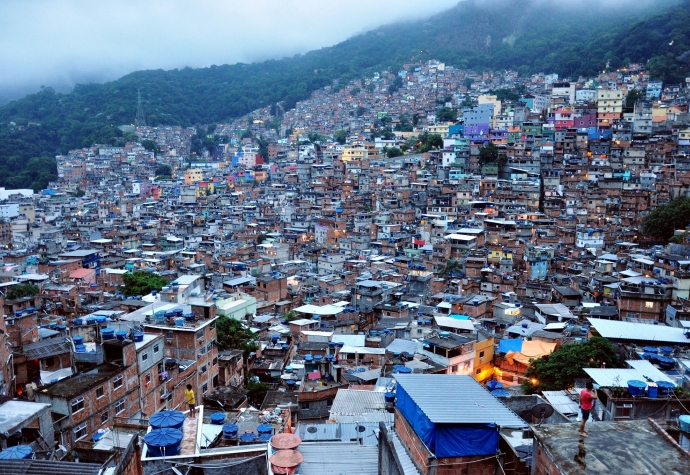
top-left (0, 0), bottom-right (458, 103)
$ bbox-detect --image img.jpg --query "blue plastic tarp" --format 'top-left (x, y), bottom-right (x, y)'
top-left (435, 424), bottom-right (498, 457)
top-left (396, 385), bottom-right (499, 457)
top-left (498, 338), bottom-right (523, 354)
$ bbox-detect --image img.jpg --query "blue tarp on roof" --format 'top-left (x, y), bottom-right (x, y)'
top-left (498, 338), bottom-right (523, 354)
top-left (396, 383), bottom-right (498, 457)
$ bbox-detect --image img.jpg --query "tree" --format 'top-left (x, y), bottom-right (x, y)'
top-left (333, 129), bottom-right (347, 145)
top-left (464, 77), bottom-right (475, 89)
top-left (215, 316), bottom-right (258, 354)
top-left (489, 88), bottom-right (520, 102)
top-left (5, 283), bottom-right (39, 300)
top-left (440, 259), bottom-right (463, 278)
top-left (479, 143), bottom-right (507, 167)
top-left (245, 380), bottom-right (271, 406)
top-left (257, 233), bottom-right (269, 245)
top-left (119, 271), bottom-right (168, 296)
top-left (522, 337), bottom-right (619, 393)
top-left (624, 88), bottom-right (642, 108)
top-left (284, 310), bottom-right (298, 322)
top-left (141, 139), bottom-right (159, 155)
top-left (386, 147), bottom-right (404, 158)
top-left (642, 196), bottom-right (690, 242)
top-left (437, 107), bottom-right (457, 122)
top-left (155, 164), bottom-right (172, 177)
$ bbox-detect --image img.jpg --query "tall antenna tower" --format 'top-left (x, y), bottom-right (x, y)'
top-left (135, 89), bottom-right (146, 127)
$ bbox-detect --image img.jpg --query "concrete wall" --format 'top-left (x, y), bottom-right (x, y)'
top-left (378, 423), bottom-right (405, 475)
top-left (499, 395), bottom-right (570, 424)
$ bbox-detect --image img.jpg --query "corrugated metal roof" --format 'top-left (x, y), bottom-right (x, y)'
top-left (394, 374), bottom-right (526, 428)
top-left (385, 339), bottom-right (419, 355)
top-left (0, 460), bottom-right (102, 475)
top-left (587, 317), bottom-right (690, 344)
top-left (541, 390), bottom-right (580, 416)
top-left (584, 360), bottom-right (676, 387)
top-left (297, 442), bottom-right (378, 475)
top-left (329, 389), bottom-right (393, 423)
top-left (389, 429), bottom-right (421, 475)
top-left (23, 337), bottom-right (72, 360)
top-left (200, 423), bottom-right (224, 448)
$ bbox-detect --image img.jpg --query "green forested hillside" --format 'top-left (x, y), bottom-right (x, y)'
top-left (1, 0), bottom-right (689, 190)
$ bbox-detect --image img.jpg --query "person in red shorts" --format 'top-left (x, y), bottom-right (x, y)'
top-left (579, 381), bottom-right (597, 438)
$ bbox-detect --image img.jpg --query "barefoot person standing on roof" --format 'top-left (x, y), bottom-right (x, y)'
top-left (579, 381), bottom-right (597, 437)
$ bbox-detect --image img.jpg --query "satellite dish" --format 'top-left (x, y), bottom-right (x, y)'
top-left (357, 425), bottom-right (366, 433)
top-left (307, 426), bottom-right (318, 434)
top-left (531, 403), bottom-right (554, 427)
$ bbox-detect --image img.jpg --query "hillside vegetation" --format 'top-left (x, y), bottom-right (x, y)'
top-left (1, 0), bottom-right (689, 190)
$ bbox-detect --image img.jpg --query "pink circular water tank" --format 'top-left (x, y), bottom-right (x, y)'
top-left (270, 433), bottom-right (302, 450)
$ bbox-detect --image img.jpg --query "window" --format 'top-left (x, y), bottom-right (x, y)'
top-left (201, 365), bottom-right (207, 374)
top-left (72, 397), bottom-right (85, 413)
top-left (300, 402), bottom-right (310, 410)
top-left (197, 329), bottom-right (204, 340)
top-left (142, 352), bottom-right (149, 362)
top-left (115, 399), bottom-right (125, 414)
top-left (96, 386), bottom-right (104, 399)
top-left (476, 368), bottom-right (481, 375)
top-left (199, 346), bottom-right (206, 356)
top-left (145, 373), bottom-right (151, 385)
top-left (74, 423), bottom-right (87, 440)
top-left (166, 330), bottom-right (173, 340)
top-left (153, 344), bottom-right (160, 354)
top-left (479, 351), bottom-right (485, 358)
top-left (645, 302), bottom-right (654, 309)
top-left (113, 375), bottom-right (123, 389)
top-left (207, 342), bottom-right (213, 352)
top-left (213, 357), bottom-right (218, 366)
top-left (101, 411), bottom-right (109, 425)
top-left (202, 383), bottom-right (208, 393)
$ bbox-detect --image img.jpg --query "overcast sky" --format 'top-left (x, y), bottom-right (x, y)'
top-left (0, 0), bottom-right (458, 102)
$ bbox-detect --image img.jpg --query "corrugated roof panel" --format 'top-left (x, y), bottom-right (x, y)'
top-left (587, 318), bottom-right (690, 344)
top-left (297, 442), bottom-right (378, 475)
top-left (394, 374), bottom-right (526, 428)
top-left (541, 390), bottom-right (580, 416)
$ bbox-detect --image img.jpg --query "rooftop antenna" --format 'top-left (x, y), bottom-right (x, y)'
top-left (531, 403), bottom-right (554, 427)
top-left (135, 89), bottom-right (146, 127)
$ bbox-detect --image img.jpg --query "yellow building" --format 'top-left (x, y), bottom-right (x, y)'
top-left (478, 94), bottom-right (502, 126)
top-left (596, 89), bottom-right (623, 126)
top-left (426, 123), bottom-right (451, 136)
top-left (473, 337), bottom-right (495, 383)
top-left (184, 168), bottom-right (203, 185)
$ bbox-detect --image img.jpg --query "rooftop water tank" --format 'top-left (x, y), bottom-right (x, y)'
top-left (313, 355), bottom-right (323, 362)
top-left (491, 389), bottom-right (511, 397)
top-left (239, 432), bottom-right (257, 443)
top-left (115, 331), bottom-right (128, 341)
top-left (101, 328), bottom-right (115, 340)
top-left (144, 428), bottom-right (183, 457)
top-left (73, 336), bottom-right (84, 346)
top-left (223, 424), bottom-right (239, 439)
top-left (257, 424), bottom-right (273, 435)
top-left (258, 433), bottom-right (272, 442)
top-left (0, 445), bottom-right (33, 460)
top-left (304, 355), bottom-right (313, 362)
top-left (75, 344), bottom-right (86, 353)
top-left (174, 317), bottom-right (185, 327)
top-left (270, 433), bottom-right (302, 451)
top-left (149, 410), bottom-right (185, 430)
top-left (133, 332), bottom-right (144, 342)
top-left (209, 412), bottom-right (226, 425)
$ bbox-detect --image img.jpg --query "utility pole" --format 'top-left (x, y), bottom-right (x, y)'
top-left (135, 89), bottom-right (146, 127)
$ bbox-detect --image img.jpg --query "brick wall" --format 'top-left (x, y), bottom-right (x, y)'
top-left (533, 439), bottom-right (564, 475)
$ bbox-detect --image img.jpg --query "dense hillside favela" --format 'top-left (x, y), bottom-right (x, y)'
top-left (3, 2), bottom-right (690, 475)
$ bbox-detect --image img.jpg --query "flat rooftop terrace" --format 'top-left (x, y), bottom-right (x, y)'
top-left (532, 420), bottom-right (690, 474)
